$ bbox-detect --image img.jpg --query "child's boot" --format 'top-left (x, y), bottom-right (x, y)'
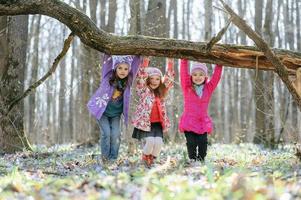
top-left (149, 155), bottom-right (157, 165)
top-left (142, 154), bottom-right (150, 167)
top-left (147, 155), bottom-right (153, 167)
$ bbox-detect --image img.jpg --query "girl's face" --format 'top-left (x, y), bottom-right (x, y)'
top-left (149, 75), bottom-right (161, 89)
top-left (191, 70), bottom-right (206, 85)
top-left (116, 63), bottom-right (129, 79)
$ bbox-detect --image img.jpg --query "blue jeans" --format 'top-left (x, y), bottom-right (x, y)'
top-left (97, 115), bottom-right (121, 160)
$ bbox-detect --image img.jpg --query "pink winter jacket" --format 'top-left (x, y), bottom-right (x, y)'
top-left (179, 59), bottom-right (223, 134)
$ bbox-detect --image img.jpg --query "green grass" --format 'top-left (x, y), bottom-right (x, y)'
top-left (0, 143), bottom-right (300, 199)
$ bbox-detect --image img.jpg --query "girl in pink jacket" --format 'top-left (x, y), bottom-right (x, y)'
top-left (132, 57), bottom-right (174, 167)
top-left (179, 59), bottom-right (223, 162)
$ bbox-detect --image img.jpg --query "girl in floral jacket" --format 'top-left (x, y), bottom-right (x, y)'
top-left (132, 57), bottom-right (174, 167)
top-left (87, 54), bottom-right (141, 162)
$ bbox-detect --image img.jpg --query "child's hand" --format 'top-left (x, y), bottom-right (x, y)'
top-left (142, 56), bottom-right (150, 67)
top-left (167, 58), bottom-right (174, 70)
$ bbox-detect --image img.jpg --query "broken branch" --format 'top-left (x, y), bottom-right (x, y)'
top-left (6, 33), bottom-right (75, 115)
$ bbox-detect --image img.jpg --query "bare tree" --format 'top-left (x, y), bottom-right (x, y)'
top-left (169, 0), bottom-right (180, 141)
top-left (28, 15), bottom-right (41, 143)
top-left (263, 0), bottom-right (276, 148)
top-left (107, 0), bottom-right (117, 33)
top-left (144, 0), bottom-right (167, 69)
top-left (297, 0), bottom-right (301, 51)
top-left (69, 35), bottom-right (77, 141)
top-left (126, 0), bottom-right (142, 154)
top-left (238, 0), bottom-right (247, 44)
top-left (58, 26), bottom-right (67, 143)
top-left (0, 1), bottom-right (301, 151)
top-left (204, 0), bottom-right (213, 41)
top-left (238, 0), bottom-right (250, 142)
top-left (253, 0), bottom-right (266, 145)
top-left (296, 0), bottom-right (301, 141)
top-left (0, 16), bottom-right (31, 152)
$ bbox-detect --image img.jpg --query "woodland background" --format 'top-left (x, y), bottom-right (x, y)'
top-left (0, 0), bottom-right (301, 151)
top-left (1, 1), bottom-right (301, 199)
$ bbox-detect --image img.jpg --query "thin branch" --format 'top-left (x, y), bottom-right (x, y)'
top-left (0, 0), bottom-right (300, 111)
top-left (0, 165), bottom-right (66, 176)
top-left (5, 33), bottom-right (75, 115)
top-left (205, 18), bottom-right (232, 52)
top-left (219, 0), bottom-right (301, 111)
top-left (212, 5), bottom-right (227, 14)
top-left (0, 0), bottom-right (300, 72)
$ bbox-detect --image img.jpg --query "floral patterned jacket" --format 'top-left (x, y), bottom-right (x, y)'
top-left (131, 59), bottom-right (174, 133)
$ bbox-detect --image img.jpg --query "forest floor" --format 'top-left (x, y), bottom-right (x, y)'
top-left (0, 143), bottom-right (300, 200)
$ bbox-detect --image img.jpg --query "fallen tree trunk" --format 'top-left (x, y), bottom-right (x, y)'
top-left (0, 0), bottom-right (300, 111)
top-left (0, 0), bottom-right (300, 75)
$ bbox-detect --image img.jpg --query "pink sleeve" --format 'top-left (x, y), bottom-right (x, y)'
top-left (180, 59), bottom-right (191, 89)
top-left (207, 64), bottom-right (223, 92)
top-left (135, 57), bottom-right (149, 96)
top-left (163, 59), bottom-right (175, 90)
top-left (101, 53), bottom-right (113, 80)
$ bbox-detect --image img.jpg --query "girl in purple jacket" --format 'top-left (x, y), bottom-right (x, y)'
top-left (87, 54), bottom-right (141, 163)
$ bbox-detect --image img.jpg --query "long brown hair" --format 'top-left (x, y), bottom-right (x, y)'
top-left (109, 71), bottom-right (128, 92)
top-left (146, 77), bottom-right (168, 98)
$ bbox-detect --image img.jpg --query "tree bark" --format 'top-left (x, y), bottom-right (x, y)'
top-left (284, 0), bottom-right (294, 50)
top-left (263, 0), bottom-right (276, 148)
top-left (0, 0), bottom-right (300, 114)
top-left (99, 0), bottom-right (106, 28)
top-left (238, 0), bottom-right (247, 44)
top-left (297, 0), bottom-right (301, 51)
top-left (129, 0), bottom-right (141, 35)
top-left (78, 2), bottom-right (92, 143)
top-left (186, 0), bottom-right (191, 40)
top-left (237, 0), bottom-right (248, 142)
top-left (88, 0), bottom-right (101, 142)
top-left (170, 0), bottom-right (180, 141)
top-left (107, 0), bottom-right (117, 33)
top-left (204, 0), bottom-right (213, 41)
top-left (253, 0), bottom-right (266, 144)
top-left (58, 26), bottom-right (67, 143)
top-left (0, 16), bottom-right (31, 153)
top-left (126, 0), bottom-right (141, 154)
top-left (28, 14), bottom-right (41, 143)
top-left (144, 0), bottom-right (167, 69)
top-left (275, 0), bottom-right (282, 48)
top-left (0, 0), bottom-right (299, 73)
top-left (296, 0), bottom-right (301, 141)
top-left (69, 37), bottom-right (76, 141)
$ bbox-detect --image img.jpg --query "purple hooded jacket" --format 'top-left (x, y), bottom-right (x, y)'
top-left (87, 54), bottom-right (141, 124)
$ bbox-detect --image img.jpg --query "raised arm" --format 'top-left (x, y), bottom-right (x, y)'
top-left (180, 59), bottom-right (192, 89)
top-left (135, 57), bottom-right (150, 96)
top-left (101, 53), bottom-right (113, 80)
top-left (128, 55), bottom-right (142, 84)
top-left (163, 58), bottom-right (175, 90)
top-left (207, 64), bottom-right (223, 92)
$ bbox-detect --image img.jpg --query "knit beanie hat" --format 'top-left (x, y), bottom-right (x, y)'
top-left (112, 55), bottom-right (133, 71)
top-left (190, 62), bottom-right (208, 76)
top-left (146, 67), bottom-right (163, 77)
